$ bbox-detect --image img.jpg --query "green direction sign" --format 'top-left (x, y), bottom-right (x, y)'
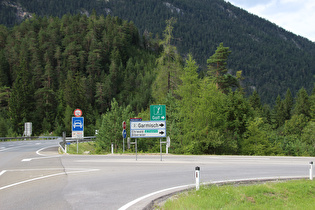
top-left (150, 105), bottom-right (166, 121)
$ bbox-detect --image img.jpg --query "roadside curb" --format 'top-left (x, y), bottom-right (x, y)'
top-left (141, 176), bottom-right (309, 210)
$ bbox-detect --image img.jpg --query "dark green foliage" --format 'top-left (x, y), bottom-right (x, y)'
top-left (293, 88), bottom-right (311, 118)
top-left (0, 0), bottom-right (314, 105)
top-left (0, 14), bottom-right (158, 135)
top-left (9, 59), bottom-right (35, 133)
top-left (96, 98), bottom-right (134, 153)
top-left (0, 7), bottom-right (313, 157)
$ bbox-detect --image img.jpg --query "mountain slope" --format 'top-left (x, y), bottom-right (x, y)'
top-left (1, 0), bottom-right (314, 104)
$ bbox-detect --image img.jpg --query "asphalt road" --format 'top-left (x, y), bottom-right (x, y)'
top-left (0, 140), bottom-right (313, 210)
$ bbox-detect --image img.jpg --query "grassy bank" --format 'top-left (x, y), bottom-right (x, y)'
top-left (65, 141), bottom-right (140, 155)
top-left (66, 142), bottom-right (98, 154)
top-left (160, 179), bottom-right (315, 209)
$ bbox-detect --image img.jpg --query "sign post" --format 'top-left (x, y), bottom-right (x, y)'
top-left (130, 118), bottom-right (141, 160)
top-left (122, 121), bottom-right (126, 153)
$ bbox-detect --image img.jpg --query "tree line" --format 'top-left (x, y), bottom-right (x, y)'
top-left (0, 14), bottom-right (314, 156)
top-left (1, 0), bottom-right (314, 105)
top-left (97, 19), bottom-right (315, 156)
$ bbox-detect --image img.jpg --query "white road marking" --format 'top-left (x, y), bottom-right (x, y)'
top-left (21, 159), bottom-right (32, 162)
top-left (0, 170), bottom-right (7, 176)
top-left (118, 184), bottom-right (194, 210)
top-left (0, 145), bottom-right (25, 152)
top-left (0, 168), bottom-right (100, 191)
top-left (36, 145), bottom-right (58, 156)
top-left (21, 145), bottom-right (61, 162)
top-left (118, 176), bottom-right (308, 210)
top-left (21, 155), bottom-right (61, 162)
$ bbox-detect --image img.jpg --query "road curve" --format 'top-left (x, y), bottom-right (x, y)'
top-left (0, 140), bottom-right (313, 210)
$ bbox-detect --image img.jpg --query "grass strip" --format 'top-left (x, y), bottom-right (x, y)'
top-left (160, 179), bottom-right (315, 210)
top-left (67, 142), bottom-right (97, 154)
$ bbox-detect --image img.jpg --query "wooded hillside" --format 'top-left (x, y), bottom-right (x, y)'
top-left (0, 14), bottom-right (314, 157)
top-left (0, 14), bottom-right (158, 135)
top-left (0, 0), bottom-right (314, 104)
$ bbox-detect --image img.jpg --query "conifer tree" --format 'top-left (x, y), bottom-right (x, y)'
top-left (207, 43), bottom-right (238, 93)
top-left (9, 59), bottom-right (35, 132)
top-left (283, 88), bottom-right (293, 121)
top-left (0, 50), bottom-right (10, 86)
top-left (249, 90), bottom-right (262, 111)
top-left (152, 18), bottom-right (182, 102)
top-left (293, 87), bottom-right (310, 118)
top-left (273, 95), bottom-right (285, 128)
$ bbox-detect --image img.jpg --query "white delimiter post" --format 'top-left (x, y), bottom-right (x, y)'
top-left (310, 161), bottom-right (313, 180)
top-left (195, 166), bottom-right (200, 190)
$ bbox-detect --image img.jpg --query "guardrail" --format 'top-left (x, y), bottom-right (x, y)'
top-left (0, 136), bottom-right (60, 141)
top-left (59, 136), bottom-right (96, 153)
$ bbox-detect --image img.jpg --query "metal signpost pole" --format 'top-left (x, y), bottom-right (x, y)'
top-left (135, 139), bottom-right (137, 161)
top-left (130, 118), bottom-right (142, 161)
top-left (160, 138), bottom-right (162, 161)
top-left (122, 121), bottom-right (126, 153)
top-left (63, 132), bottom-right (66, 150)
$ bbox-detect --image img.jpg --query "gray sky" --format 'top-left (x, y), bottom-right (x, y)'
top-left (226, 0), bottom-right (315, 42)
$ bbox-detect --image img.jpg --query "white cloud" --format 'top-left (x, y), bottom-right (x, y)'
top-left (227, 0), bottom-right (315, 42)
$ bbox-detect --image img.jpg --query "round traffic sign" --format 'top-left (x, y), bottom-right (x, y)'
top-left (122, 121), bottom-right (126, 130)
top-left (122, 129), bottom-right (127, 138)
top-left (74, 109), bottom-right (82, 117)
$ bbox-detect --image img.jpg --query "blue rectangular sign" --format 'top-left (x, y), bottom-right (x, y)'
top-left (72, 117), bottom-right (84, 132)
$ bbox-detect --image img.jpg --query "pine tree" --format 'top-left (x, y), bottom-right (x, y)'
top-left (249, 90), bottom-right (262, 111)
top-left (283, 88), bottom-right (293, 121)
top-left (0, 49), bottom-right (10, 86)
top-left (207, 42), bottom-right (231, 91)
top-left (152, 18), bottom-right (182, 102)
top-left (9, 59), bottom-right (35, 133)
top-left (273, 95), bottom-right (285, 128)
top-left (177, 54), bottom-right (200, 147)
top-left (293, 87), bottom-right (310, 118)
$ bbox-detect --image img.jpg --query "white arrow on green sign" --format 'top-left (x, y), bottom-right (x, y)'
top-left (150, 105), bottom-right (166, 121)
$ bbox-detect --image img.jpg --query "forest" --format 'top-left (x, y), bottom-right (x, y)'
top-left (0, 13), bottom-right (158, 136)
top-left (0, 0), bottom-right (314, 104)
top-left (97, 19), bottom-right (315, 156)
top-left (0, 14), bottom-right (314, 156)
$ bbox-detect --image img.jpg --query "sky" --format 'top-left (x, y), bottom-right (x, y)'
top-left (226, 0), bottom-right (315, 42)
